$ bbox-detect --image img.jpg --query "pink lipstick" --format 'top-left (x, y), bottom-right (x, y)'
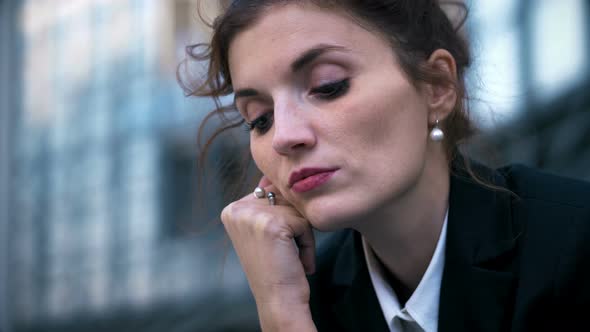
top-left (289, 168), bottom-right (337, 193)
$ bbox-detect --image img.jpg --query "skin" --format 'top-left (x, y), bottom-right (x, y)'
top-left (221, 3), bottom-right (458, 331)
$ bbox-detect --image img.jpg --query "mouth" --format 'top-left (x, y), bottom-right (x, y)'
top-left (289, 168), bottom-right (338, 193)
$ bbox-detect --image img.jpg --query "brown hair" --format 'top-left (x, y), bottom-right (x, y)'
top-left (178, 0), bottom-right (497, 201)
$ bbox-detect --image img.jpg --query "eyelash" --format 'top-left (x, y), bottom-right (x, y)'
top-left (245, 113), bottom-right (274, 134)
top-left (310, 78), bottom-right (350, 100)
top-left (244, 78), bottom-right (350, 134)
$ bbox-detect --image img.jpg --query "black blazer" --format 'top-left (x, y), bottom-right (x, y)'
top-left (308, 162), bottom-right (590, 332)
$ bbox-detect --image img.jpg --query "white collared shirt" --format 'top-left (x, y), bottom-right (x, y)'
top-left (361, 210), bottom-right (448, 332)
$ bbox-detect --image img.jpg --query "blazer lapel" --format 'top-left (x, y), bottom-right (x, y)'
top-left (324, 159), bottom-right (522, 332)
top-left (439, 162), bottom-right (522, 332)
top-left (330, 231), bottom-right (390, 332)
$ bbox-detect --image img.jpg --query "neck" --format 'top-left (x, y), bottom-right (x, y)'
top-left (355, 150), bottom-right (449, 293)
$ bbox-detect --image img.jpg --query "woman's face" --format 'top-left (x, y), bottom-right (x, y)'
top-left (229, 4), bottom-right (437, 231)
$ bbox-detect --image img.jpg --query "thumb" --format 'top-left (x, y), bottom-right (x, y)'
top-left (294, 222), bottom-right (316, 275)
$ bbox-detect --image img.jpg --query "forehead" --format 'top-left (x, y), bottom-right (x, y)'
top-left (227, 4), bottom-right (390, 86)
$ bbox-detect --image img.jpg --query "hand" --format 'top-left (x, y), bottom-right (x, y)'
top-left (221, 176), bottom-right (317, 331)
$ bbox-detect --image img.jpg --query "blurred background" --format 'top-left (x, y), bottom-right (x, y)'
top-left (0, 0), bottom-right (588, 331)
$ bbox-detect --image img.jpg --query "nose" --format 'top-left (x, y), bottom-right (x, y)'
top-left (271, 100), bottom-right (316, 155)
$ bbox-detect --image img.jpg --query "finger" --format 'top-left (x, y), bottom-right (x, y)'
top-left (258, 175), bottom-right (273, 188)
top-left (247, 188), bottom-right (290, 207)
top-left (257, 183), bottom-right (291, 207)
top-left (295, 228), bottom-right (316, 275)
top-left (290, 219), bottom-right (316, 275)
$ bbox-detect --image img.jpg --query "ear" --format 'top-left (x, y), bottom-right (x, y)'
top-left (424, 49), bottom-right (458, 124)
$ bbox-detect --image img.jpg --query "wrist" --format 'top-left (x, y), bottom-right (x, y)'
top-left (258, 302), bottom-right (317, 332)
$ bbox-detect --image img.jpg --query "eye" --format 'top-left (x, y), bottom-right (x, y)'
top-left (310, 79), bottom-right (350, 100)
top-left (245, 113), bottom-right (274, 135)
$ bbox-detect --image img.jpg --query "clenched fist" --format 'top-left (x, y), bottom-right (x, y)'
top-left (221, 176), bottom-right (318, 332)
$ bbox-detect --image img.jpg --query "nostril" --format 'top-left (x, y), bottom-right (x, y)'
top-left (292, 142), bottom-right (306, 149)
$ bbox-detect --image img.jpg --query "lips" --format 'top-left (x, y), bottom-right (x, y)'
top-left (289, 168), bottom-right (338, 193)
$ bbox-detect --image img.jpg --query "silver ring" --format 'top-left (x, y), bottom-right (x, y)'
top-left (267, 192), bottom-right (276, 206)
top-left (253, 187), bottom-right (266, 199)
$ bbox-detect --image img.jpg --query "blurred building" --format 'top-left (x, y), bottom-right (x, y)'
top-left (468, 0), bottom-right (590, 179)
top-left (4, 1), bottom-right (255, 331)
top-left (1, 2), bottom-right (25, 332)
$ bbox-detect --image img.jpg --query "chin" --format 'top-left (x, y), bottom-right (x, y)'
top-left (302, 199), bottom-right (367, 232)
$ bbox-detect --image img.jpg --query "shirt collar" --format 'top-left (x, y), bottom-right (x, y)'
top-left (361, 209), bottom-right (448, 332)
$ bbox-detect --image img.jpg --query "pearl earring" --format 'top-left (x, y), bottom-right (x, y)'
top-left (429, 119), bottom-right (444, 142)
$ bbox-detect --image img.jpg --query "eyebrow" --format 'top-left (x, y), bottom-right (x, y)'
top-left (291, 44), bottom-right (348, 72)
top-left (234, 44), bottom-right (349, 102)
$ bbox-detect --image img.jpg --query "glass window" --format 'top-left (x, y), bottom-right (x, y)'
top-left (467, 0), bottom-right (523, 127)
top-left (530, 0), bottom-right (588, 102)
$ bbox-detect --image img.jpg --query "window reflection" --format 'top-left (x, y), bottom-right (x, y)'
top-left (531, 0), bottom-right (587, 101)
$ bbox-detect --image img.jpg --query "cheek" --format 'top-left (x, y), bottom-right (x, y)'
top-left (251, 138), bottom-right (282, 184)
top-left (339, 83), bottom-right (426, 148)
top-left (251, 141), bottom-right (270, 175)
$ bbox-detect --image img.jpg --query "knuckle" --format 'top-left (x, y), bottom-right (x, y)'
top-left (221, 201), bottom-right (293, 240)
top-left (253, 215), bottom-right (270, 234)
top-left (221, 201), bottom-right (245, 226)
top-left (253, 213), bottom-right (274, 233)
top-left (255, 214), bottom-right (290, 239)
top-left (221, 201), bottom-right (260, 227)
top-left (220, 203), bottom-right (235, 225)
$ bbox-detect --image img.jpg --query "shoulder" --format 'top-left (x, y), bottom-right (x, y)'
top-left (494, 163), bottom-right (590, 239)
top-left (498, 163), bottom-right (590, 208)
top-left (497, 164), bottom-right (590, 252)
top-left (496, 163), bottom-right (590, 252)
top-left (497, 164), bottom-right (590, 314)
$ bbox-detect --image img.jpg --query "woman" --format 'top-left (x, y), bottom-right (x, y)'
top-left (180, 1), bottom-right (590, 331)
